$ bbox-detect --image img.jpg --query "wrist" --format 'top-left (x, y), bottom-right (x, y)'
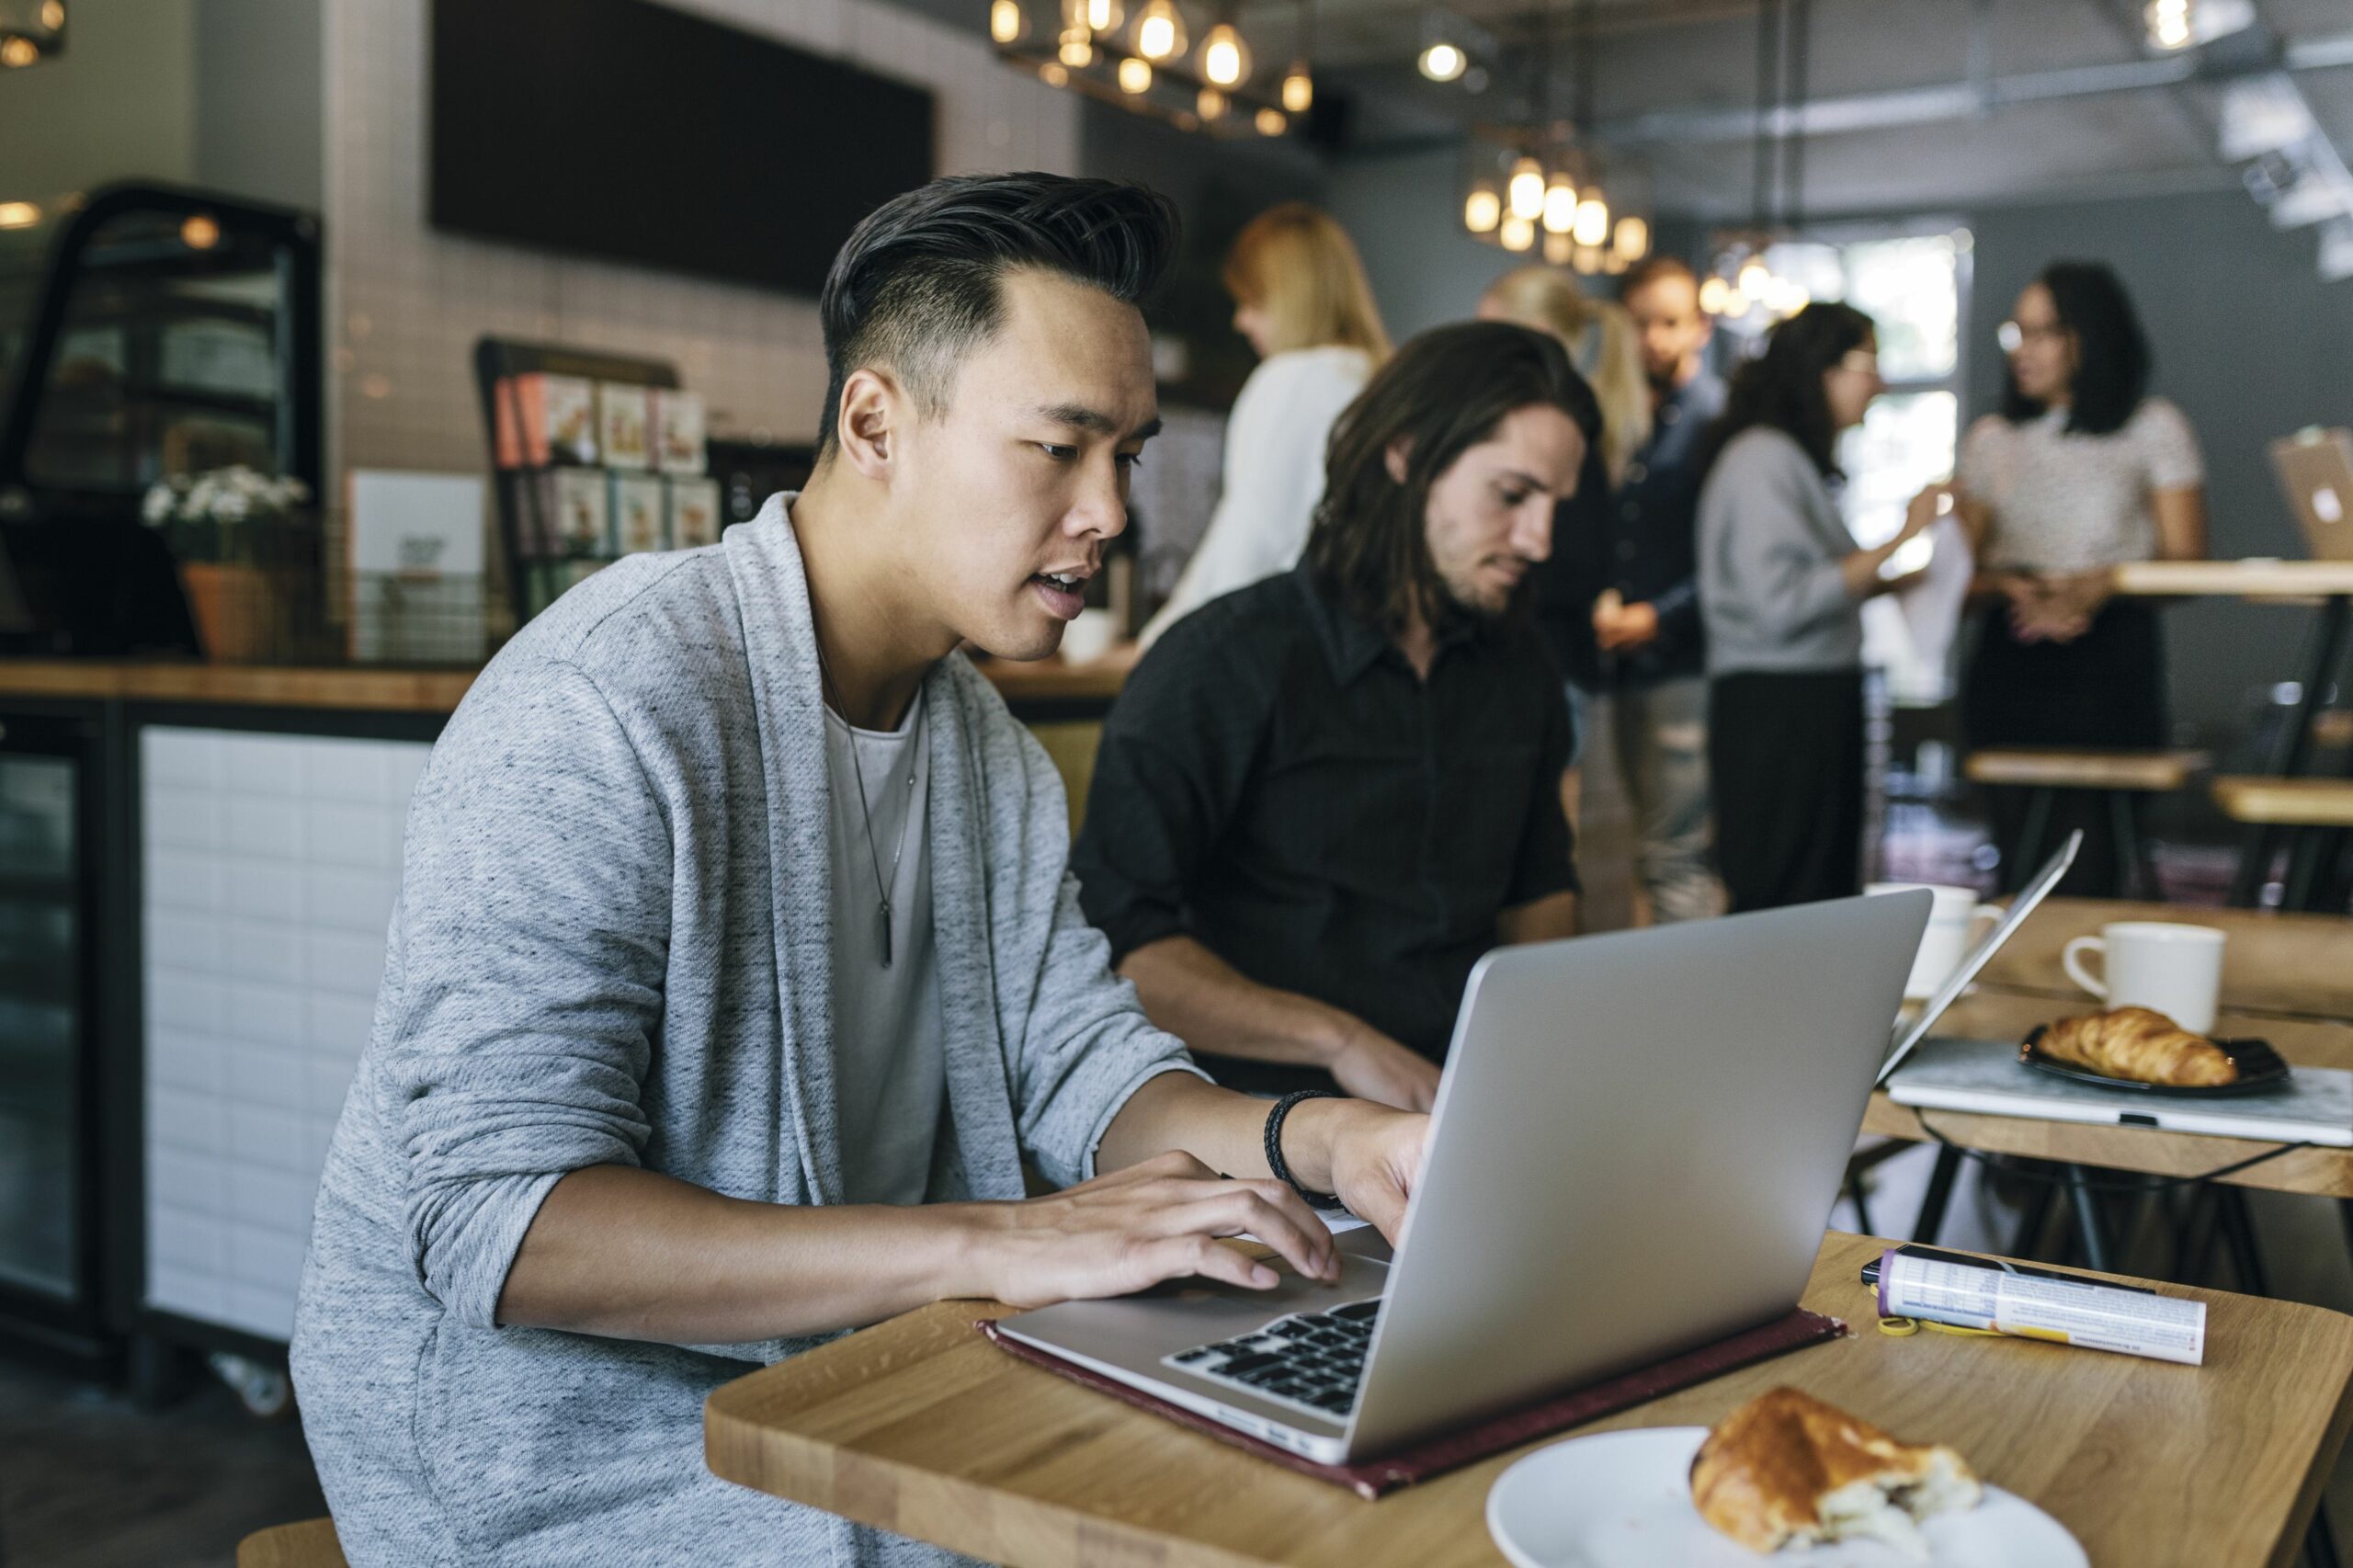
top-left (931, 1201), bottom-right (1013, 1302)
top-left (1278, 1096), bottom-right (1370, 1194)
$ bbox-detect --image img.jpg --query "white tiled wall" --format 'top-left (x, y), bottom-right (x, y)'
top-left (142, 726), bottom-right (429, 1341)
top-left (322, 0), bottom-right (1082, 482)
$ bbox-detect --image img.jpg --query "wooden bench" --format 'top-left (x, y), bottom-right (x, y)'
top-left (236, 1518), bottom-right (347, 1568)
top-left (2214, 776), bottom-right (2353, 912)
top-left (1963, 747), bottom-right (2209, 897)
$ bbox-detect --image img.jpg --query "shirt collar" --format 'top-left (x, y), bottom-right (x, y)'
top-left (1290, 562), bottom-right (1488, 687)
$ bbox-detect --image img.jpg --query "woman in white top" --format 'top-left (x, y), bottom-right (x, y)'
top-left (1954, 261), bottom-right (2207, 896)
top-left (1139, 204), bottom-right (1389, 645)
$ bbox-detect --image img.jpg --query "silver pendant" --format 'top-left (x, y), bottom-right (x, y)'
top-left (879, 897), bottom-right (893, 968)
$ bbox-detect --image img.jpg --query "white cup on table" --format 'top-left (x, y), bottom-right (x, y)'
top-left (1866, 882), bottom-right (2002, 1000)
top-left (2061, 922), bottom-right (2226, 1035)
top-left (1059, 608), bottom-right (1118, 665)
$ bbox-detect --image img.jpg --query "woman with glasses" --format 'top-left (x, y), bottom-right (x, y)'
top-left (1698, 303), bottom-right (1942, 912)
top-left (1954, 262), bottom-right (2206, 896)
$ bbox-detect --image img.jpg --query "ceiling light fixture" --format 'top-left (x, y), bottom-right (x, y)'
top-left (1541, 179), bottom-right (1576, 234)
top-left (1572, 187), bottom-right (1609, 246)
top-left (1197, 84), bottom-right (1228, 119)
top-left (1132, 0), bottom-right (1185, 60)
top-left (1255, 106), bottom-right (1287, 135)
top-left (1199, 19), bottom-right (1250, 86)
top-left (1464, 187), bottom-right (1502, 233)
top-left (0, 201), bottom-right (41, 229)
top-left (1419, 40), bottom-right (1465, 82)
top-left (990, 0), bottom-right (1027, 45)
top-left (2145, 0), bottom-right (2192, 51)
top-left (1057, 25), bottom-right (1093, 66)
top-left (1117, 54), bottom-right (1151, 92)
top-left (1499, 213), bottom-right (1536, 252)
top-left (1507, 155), bottom-right (1546, 222)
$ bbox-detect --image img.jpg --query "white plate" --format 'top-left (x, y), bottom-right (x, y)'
top-left (1486, 1426), bottom-right (2087, 1568)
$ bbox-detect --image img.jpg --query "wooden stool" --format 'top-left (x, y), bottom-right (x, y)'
top-left (236, 1517), bottom-right (347, 1568)
top-left (1963, 747), bottom-right (2209, 897)
top-left (2213, 776), bottom-right (2353, 911)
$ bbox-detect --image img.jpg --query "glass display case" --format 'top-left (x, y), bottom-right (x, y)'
top-left (0, 185), bottom-right (321, 654)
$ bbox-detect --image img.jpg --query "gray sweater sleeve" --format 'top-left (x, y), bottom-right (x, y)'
top-left (375, 653), bottom-right (669, 1329)
top-left (1708, 434), bottom-right (1858, 646)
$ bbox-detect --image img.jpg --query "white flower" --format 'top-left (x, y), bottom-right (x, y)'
top-left (142, 483), bottom-right (176, 525)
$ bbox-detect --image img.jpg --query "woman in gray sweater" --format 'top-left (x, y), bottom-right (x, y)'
top-left (1696, 303), bottom-right (1938, 911)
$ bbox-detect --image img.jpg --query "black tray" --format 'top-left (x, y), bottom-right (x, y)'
top-left (2019, 1026), bottom-right (2290, 1097)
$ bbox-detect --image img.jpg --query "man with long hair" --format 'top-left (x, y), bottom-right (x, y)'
top-left (1074, 323), bottom-right (1597, 1112)
top-left (290, 174), bottom-right (1426, 1564)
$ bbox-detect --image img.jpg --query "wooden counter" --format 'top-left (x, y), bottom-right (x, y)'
top-left (2111, 559), bottom-right (2353, 598)
top-left (0, 652), bottom-right (1132, 719)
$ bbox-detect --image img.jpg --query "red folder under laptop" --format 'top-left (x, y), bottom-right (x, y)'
top-left (979, 1307), bottom-right (1845, 1500)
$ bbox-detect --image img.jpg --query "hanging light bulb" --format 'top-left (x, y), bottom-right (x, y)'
top-left (1059, 25), bottom-right (1094, 65)
top-left (1541, 178), bottom-right (1576, 235)
top-left (1418, 40), bottom-right (1466, 82)
top-left (1613, 215), bottom-right (1650, 261)
top-left (1199, 20), bottom-right (1250, 86)
top-left (990, 0), bottom-right (1028, 44)
top-left (1117, 54), bottom-right (1152, 92)
top-left (1133, 0), bottom-right (1187, 60)
top-left (1572, 187), bottom-right (1610, 247)
top-left (1082, 0), bottom-right (1123, 33)
top-left (1463, 187), bottom-right (1502, 233)
top-left (2144, 0), bottom-right (2193, 50)
top-left (1573, 244), bottom-right (1603, 274)
top-left (1543, 232), bottom-right (1574, 266)
top-left (1197, 84), bottom-right (1228, 119)
top-left (1040, 61), bottom-right (1069, 85)
top-left (1282, 62), bottom-right (1313, 113)
top-left (1256, 106), bottom-right (1288, 135)
top-left (1499, 213), bottom-right (1537, 253)
top-left (1699, 276), bottom-right (1732, 315)
top-left (1507, 156), bottom-right (1546, 222)
top-left (1737, 254), bottom-right (1771, 297)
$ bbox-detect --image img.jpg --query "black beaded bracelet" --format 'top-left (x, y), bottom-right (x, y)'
top-left (1263, 1088), bottom-right (1347, 1211)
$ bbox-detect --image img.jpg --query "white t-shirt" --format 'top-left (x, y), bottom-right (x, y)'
top-left (1957, 396), bottom-right (2204, 572)
top-left (824, 689), bottom-right (945, 1207)
top-left (1139, 344), bottom-right (1375, 645)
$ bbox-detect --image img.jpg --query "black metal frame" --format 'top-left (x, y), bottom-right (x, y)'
top-left (2230, 594), bottom-right (2351, 908)
top-left (0, 694), bottom-right (445, 1385)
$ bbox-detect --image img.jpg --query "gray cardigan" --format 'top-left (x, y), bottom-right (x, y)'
top-left (1697, 425), bottom-right (1867, 676)
top-left (291, 495), bottom-right (1201, 1566)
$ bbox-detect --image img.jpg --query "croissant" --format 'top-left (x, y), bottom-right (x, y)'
top-left (2038, 1006), bottom-right (2236, 1087)
top-left (1690, 1386), bottom-right (1982, 1555)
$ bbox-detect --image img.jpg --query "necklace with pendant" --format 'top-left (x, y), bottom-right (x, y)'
top-left (817, 651), bottom-right (919, 968)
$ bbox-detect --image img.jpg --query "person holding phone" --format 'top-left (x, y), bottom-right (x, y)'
top-left (1698, 303), bottom-right (1944, 913)
top-left (1950, 261), bottom-right (2206, 897)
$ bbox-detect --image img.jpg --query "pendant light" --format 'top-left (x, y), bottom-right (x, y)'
top-left (1199, 13), bottom-right (1251, 88)
top-left (1612, 215), bottom-right (1650, 262)
top-left (990, 0), bottom-right (1028, 45)
top-left (1256, 107), bottom-right (1288, 136)
top-left (1069, 0), bottom-right (1122, 35)
top-left (1507, 156), bottom-right (1546, 222)
top-left (1117, 54), bottom-right (1152, 92)
top-left (1572, 187), bottom-right (1609, 246)
top-left (1279, 0), bottom-right (1313, 115)
top-left (1464, 187), bottom-right (1502, 233)
top-left (1419, 41), bottom-right (1466, 82)
top-left (1197, 84), bottom-right (1228, 120)
top-left (1499, 213), bottom-right (1536, 252)
top-left (1541, 178), bottom-right (1576, 234)
top-left (1132, 0), bottom-right (1186, 61)
top-left (1058, 26), bottom-right (1093, 66)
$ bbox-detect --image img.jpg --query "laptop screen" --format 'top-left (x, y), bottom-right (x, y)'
top-left (1875, 830), bottom-right (2083, 1085)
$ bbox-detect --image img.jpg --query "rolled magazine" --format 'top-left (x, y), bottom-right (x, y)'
top-left (1876, 1249), bottom-right (2206, 1366)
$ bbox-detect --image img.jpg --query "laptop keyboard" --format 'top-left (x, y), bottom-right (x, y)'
top-left (1161, 1297), bottom-right (1381, 1421)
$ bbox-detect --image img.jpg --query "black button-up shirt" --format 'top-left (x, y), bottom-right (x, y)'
top-left (1072, 563), bottom-right (1576, 1094)
top-left (1530, 368), bottom-right (1727, 690)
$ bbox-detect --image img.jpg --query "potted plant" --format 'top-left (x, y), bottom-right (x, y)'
top-left (141, 466), bottom-right (318, 662)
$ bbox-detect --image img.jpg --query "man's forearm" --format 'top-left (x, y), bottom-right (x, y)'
top-left (1117, 934), bottom-right (1368, 1069)
top-left (496, 1165), bottom-right (994, 1344)
top-left (1097, 1070), bottom-right (1365, 1198)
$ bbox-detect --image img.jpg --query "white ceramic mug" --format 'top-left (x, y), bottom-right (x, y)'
top-left (2061, 922), bottom-right (2226, 1035)
top-left (1866, 882), bottom-right (2002, 1000)
top-left (1058, 608), bottom-right (1118, 665)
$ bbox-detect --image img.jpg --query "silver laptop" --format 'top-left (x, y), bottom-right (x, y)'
top-left (995, 891), bottom-right (1935, 1465)
top-left (2269, 427), bottom-right (2353, 561)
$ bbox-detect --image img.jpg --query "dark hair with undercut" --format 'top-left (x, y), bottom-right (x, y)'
top-left (813, 172), bottom-right (1180, 457)
top-left (1306, 321), bottom-right (1601, 641)
top-left (1701, 300), bottom-right (1875, 480)
top-left (2000, 259), bottom-right (2151, 437)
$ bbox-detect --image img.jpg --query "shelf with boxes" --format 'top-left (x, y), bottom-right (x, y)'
top-left (472, 338), bottom-right (725, 626)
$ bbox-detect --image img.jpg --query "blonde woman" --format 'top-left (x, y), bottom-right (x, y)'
top-left (1140, 203), bottom-right (1389, 645)
top-left (1477, 267), bottom-right (1650, 483)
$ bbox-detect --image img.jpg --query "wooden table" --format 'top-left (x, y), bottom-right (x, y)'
top-left (705, 1233), bottom-right (2353, 1568)
top-left (1975, 896), bottom-right (2353, 1020)
top-left (2112, 560), bottom-right (2353, 904)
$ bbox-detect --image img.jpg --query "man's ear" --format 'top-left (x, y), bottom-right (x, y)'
top-left (1383, 435), bottom-right (1413, 485)
top-left (835, 367), bottom-right (900, 481)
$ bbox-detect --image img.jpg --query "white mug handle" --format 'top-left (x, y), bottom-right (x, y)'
top-left (1967, 903), bottom-right (2005, 943)
top-left (2062, 936), bottom-right (2109, 1002)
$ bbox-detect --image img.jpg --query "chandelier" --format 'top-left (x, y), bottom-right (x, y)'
top-left (1702, 0), bottom-right (1813, 325)
top-left (993, 0), bottom-right (1307, 140)
top-left (1454, 0), bottom-right (1648, 274)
